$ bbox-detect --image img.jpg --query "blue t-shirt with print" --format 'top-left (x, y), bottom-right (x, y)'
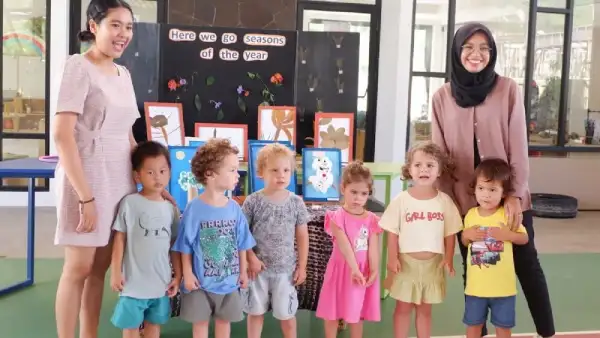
top-left (173, 198), bottom-right (256, 295)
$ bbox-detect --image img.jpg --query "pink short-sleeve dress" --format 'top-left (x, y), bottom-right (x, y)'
top-left (54, 54), bottom-right (138, 247)
top-left (316, 208), bottom-right (382, 323)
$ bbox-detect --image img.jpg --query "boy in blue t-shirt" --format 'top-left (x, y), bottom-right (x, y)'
top-left (173, 138), bottom-right (255, 337)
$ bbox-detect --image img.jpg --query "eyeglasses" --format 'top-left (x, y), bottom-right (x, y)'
top-left (461, 45), bottom-right (492, 55)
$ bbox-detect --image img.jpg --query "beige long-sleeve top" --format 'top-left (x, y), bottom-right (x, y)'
top-left (431, 76), bottom-right (532, 215)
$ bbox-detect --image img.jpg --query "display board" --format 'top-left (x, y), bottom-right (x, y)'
top-left (159, 25), bottom-right (297, 141)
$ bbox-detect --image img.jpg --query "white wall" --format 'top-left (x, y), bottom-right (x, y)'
top-left (372, 0), bottom-right (413, 202)
top-left (0, 0), bottom-right (69, 206)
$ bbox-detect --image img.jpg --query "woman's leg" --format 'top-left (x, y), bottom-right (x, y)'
top-left (56, 246), bottom-right (97, 338)
top-left (393, 301), bottom-right (414, 338)
top-left (415, 303), bottom-right (432, 338)
top-left (514, 211), bottom-right (555, 337)
top-left (80, 242), bottom-right (113, 338)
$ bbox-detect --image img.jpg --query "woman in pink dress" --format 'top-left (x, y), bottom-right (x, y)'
top-left (316, 162), bottom-right (382, 338)
top-left (52, 1), bottom-right (172, 337)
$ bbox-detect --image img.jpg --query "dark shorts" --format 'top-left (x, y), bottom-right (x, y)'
top-left (463, 295), bottom-right (516, 329)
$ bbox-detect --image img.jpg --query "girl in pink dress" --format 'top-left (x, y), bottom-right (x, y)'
top-left (316, 161), bottom-right (382, 338)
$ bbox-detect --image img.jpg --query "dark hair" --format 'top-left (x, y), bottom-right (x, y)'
top-left (191, 138), bottom-right (239, 185)
top-left (401, 141), bottom-right (455, 180)
top-left (78, 0), bottom-right (134, 42)
top-left (130, 141), bottom-right (171, 172)
top-left (472, 158), bottom-right (513, 194)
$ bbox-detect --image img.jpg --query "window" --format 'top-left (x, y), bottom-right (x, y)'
top-left (567, 1), bottom-right (599, 147)
top-left (408, 0), bottom-right (449, 144)
top-left (1, 0), bottom-right (50, 190)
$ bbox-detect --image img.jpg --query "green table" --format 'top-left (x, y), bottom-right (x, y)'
top-left (239, 161), bottom-right (402, 299)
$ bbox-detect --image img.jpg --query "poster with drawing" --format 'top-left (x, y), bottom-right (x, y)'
top-left (168, 146), bottom-right (204, 212)
top-left (301, 148), bottom-right (342, 202)
top-left (144, 102), bottom-right (185, 146)
top-left (194, 123), bottom-right (248, 160)
top-left (257, 106), bottom-right (296, 146)
top-left (314, 112), bottom-right (354, 163)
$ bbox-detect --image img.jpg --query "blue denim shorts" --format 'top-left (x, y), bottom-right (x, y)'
top-left (463, 295), bottom-right (516, 328)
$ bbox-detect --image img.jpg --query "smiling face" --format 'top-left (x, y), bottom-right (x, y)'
top-left (408, 150), bottom-right (440, 187)
top-left (460, 31), bottom-right (491, 73)
top-left (314, 156), bottom-right (332, 173)
top-left (89, 7), bottom-right (133, 58)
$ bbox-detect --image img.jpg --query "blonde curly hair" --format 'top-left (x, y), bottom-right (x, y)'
top-left (401, 141), bottom-right (454, 180)
top-left (191, 138), bottom-right (239, 185)
top-left (255, 143), bottom-right (296, 177)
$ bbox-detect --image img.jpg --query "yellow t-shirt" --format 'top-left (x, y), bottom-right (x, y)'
top-left (379, 190), bottom-right (462, 254)
top-left (464, 207), bottom-right (527, 298)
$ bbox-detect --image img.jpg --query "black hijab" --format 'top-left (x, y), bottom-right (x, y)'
top-left (450, 23), bottom-right (498, 108)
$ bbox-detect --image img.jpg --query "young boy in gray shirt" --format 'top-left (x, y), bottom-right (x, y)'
top-left (242, 143), bottom-right (310, 338)
top-left (110, 141), bottom-right (181, 338)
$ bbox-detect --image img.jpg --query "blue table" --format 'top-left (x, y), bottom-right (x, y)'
top-left (0, 157), bottom-right (56, 296)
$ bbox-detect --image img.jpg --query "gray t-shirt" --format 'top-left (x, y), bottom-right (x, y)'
top-left (242, 190), bottom-right (310, 273)
top-left (112, 193), bottom-right (179, 299)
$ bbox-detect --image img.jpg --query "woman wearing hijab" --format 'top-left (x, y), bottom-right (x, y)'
top-left (431, 23), bottom-right (555, 338)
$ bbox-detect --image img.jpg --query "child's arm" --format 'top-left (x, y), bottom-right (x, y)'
top-left (236, 204), bottom-right (257, 288)
top-left (367, 231), bottom-right (380, 285)
top-left (505, 224), bottom-right (529, 245)
top-left (110, 231), bottom-right (126, 291)
top-left (379, 194), bottom-right (403, 273)
top-left (172, 204), bottom-right (200, 290)
top-left (170, 207), bottom-right (182, 283)
top-left (294, 198), bottom-right (310, 285)
top-left (330, 221), bottom-right (361, 272)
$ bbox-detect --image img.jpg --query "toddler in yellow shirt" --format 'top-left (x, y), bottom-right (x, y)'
top-left (461, 158), bottom-right (529, 338)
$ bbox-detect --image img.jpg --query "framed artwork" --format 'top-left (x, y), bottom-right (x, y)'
top-left (257, 106), bottom-right (296, 146)
top-left (168, 146), bottom-right (203, 212)
top-left (248, 139), bottom-right (292, 148)
top-left (185, 137), bottom-right (205, 148)
top-left (195, 123), bottom-right (248, 161)
top-left (248, 142), bottom-right (297, 194)
top-left (144, 102), bottom-right (185, 146)
top-left (302, 148), bottom-right (342, 202)
top-left (314, 112), bottom-right (355, 163)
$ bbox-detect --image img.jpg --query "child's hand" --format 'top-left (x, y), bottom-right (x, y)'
top-left (351, 268), bottom-right (366, 287)
top-left (488, 223), bottom-right (513, 242)
top-left (248, 256), bottom-right (265, 280)
top-left (438, 256), bottom-right (455, 277)
top-left (183, 273), bottom-right (200, 291)
top-left (167, 278), bottom-right (180, 297)
top-left (365, 268), bottom-right (378, 286)
top-left (462, 226), bottom-right (486, 242)
top-left (110, 272), bottom-right (125, 292)
top-left (239, 270), bottom-right (249, 289)
top-left (293, 266), bottom-right (307, 286)
top-left (387, 258), bottom-right (401, 274)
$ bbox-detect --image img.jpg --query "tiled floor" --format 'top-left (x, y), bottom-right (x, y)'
top-left (1, 207), bottom-right (598, 258)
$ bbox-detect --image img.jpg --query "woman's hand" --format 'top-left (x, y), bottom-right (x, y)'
top-left (76, 201), bottom-right (98, 233)
top-left (504, 196), bottom-right (523, 231)
top-left (162, 189), bottom-right (177, 207)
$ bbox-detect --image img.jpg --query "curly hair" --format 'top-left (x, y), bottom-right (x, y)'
top-left (401, 141), bottom-right (454, 180)
top-left (341, 161), bottom-right (374, 194)
top-left (191, 138), bottom-right (239, 185)
top-left (256, 143), bottom-right (296, 177)
top-left (472, 158), bottom-right (514, 194)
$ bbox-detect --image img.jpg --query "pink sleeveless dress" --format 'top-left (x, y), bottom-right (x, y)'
top-left (54, 54), bottom-right (138, 247)
top-left (316, 208), bottom-right (382, 323)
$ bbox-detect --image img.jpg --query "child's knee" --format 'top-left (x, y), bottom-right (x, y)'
top-left (394, 301), bottom-right (414, 315)
top-left (415, 303), bottom-right (432, 317)
top-left (279, 317), bottom-right (296, 331)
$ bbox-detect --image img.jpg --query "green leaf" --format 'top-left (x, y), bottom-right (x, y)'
top-left (216, 109), bottom-right (225, 120)
top-left (262, 89), bottom-right (269, 98)
top-left (194, 94), bottom-right (202, 112)
top-left (259, 101), bottom-right (270, 106)
top-left (247, 72), bottom-right (255, 79)
top-left (237, 96), bottom-right (247, 113)
top-left (275, 83), bottom-right (283, 87)
top-left (206, 76), bottom-right (215, 86)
